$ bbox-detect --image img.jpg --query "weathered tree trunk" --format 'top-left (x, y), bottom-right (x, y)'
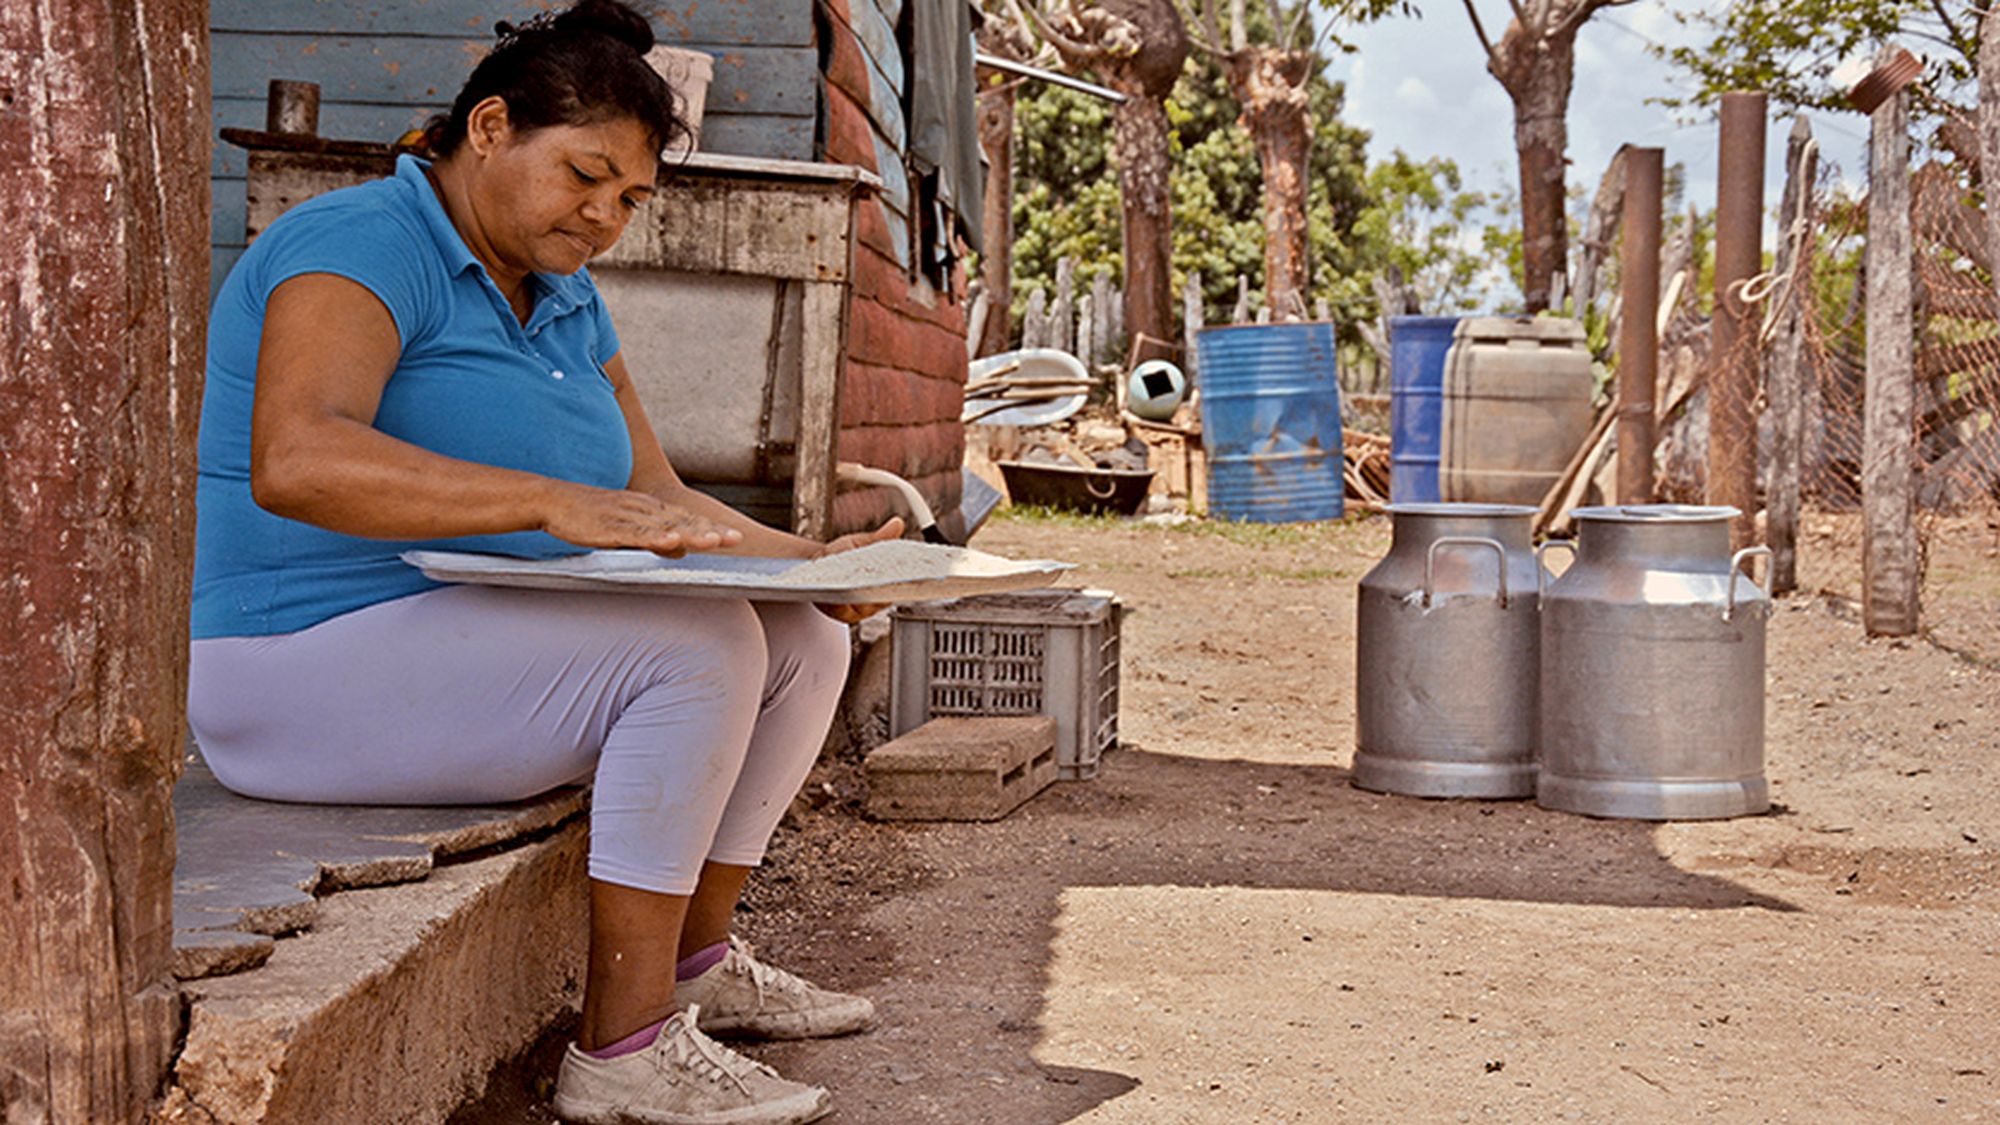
top-left (1108, 80), bottom-right (1178, 350)
top-left (1489, 22), bottom-right (1577, 313)
top-left (1227, 46), bottom-right (1313, 318)
top-left (1042, 0), bottom-right (1188, 353)
top-left (0, 1), bottom-right (208, 1120)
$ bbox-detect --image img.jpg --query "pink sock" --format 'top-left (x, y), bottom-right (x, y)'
top-left (676, 940), bottom-right (728, 981)
top-left (585, 1017), bottom-right (665, 1060)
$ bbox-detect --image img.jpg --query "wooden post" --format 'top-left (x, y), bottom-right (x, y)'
top-left (1863, 53), bottom-right (1920, 635)
top-left (1617, 147), bottom-right (1662, 504)
top-left (1768, 117), bottom-right (1819, 596)
top-left (1090, 269), bottom-right (1114, 365)
top-left (1981, 6), bottom-right (2000, 301)
top-left (974, 60), bottom-right (1018, 357)
top-left (1022, 287), bottom-right (1049, 349)
top-left (1, 0), bottom-right (208, 1119)
top-left (1052, 257), bottom-right (1076, 355)
top-left (1709, 91), bottom-right (1767, 547)
top-left (1182, 272), bottom-right (1204, 381)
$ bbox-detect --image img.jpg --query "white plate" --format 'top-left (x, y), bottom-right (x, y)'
top-left (402, 541), bottom-right (1074, 605)
top-left (963, 348), bottom-right (1090, 427)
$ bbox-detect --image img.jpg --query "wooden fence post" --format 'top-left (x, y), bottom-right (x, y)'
top-left (1982, 7), bottom-right (2000, 302)
top-left (1182, 272), bottom-right (1204, 380)
top-left (1768, 117), bottom-right (1818, 596)
top-left (1863, 50), bottom-right (1920, 635)
top-left (1, 0), bottom-right (208, 1119)
top-left (1052, 257), bottom-right (1076, 355)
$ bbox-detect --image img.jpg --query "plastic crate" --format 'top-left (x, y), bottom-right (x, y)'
top-left (889, 589), bottom-right (1120, 780)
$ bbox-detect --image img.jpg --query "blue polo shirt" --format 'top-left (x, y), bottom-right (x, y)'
top-left (192, 155), bottom-right (633, 639)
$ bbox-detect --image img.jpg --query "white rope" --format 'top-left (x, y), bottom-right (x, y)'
top-left (1742, 135), bottom-right (1821, 347)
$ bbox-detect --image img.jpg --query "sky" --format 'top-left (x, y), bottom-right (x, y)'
top-left (1322, 1), bottom-right (1877, 238)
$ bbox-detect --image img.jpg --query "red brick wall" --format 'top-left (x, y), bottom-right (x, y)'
top-left (819, 0), bottom-right (967, 537)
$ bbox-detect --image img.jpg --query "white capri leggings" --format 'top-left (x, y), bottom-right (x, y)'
top-left (187, 585), bottom-right (850, 895)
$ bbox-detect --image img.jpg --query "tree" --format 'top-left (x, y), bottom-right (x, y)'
top-left (1458, 0), bottom-right (1637, 312)
top-left (1006, 48), bottom-right (1379, 339)
top-left (1009, 0), bottom-right (1192, 351)
top-left (1656, 0), bottom-right (1981, 118)
top-left (1183, 0), bottom-right (1412, 317)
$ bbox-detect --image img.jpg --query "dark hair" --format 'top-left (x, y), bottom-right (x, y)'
top-left (424, 0), bottom-right (688, 160)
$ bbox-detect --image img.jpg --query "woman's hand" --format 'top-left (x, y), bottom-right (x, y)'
top-left (540, 481), bottom-right (744, 558)
top-left (814, 517), bottom-right (905, 625)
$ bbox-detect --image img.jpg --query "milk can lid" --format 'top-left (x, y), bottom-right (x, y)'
top-left (1568, 503), bottom-right (1742, 523)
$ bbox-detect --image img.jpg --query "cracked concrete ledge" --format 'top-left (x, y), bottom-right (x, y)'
top-left (156, 824), bottom-right (588, 1125)
top-left (173, 755), bottom-right (588, 981)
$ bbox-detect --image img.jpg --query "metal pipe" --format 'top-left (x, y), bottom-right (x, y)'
top-left (974, 53), bottom-right (1127, 103)
top-left (1708, 91), bottom-right (1766, 548)
top-left (836, 463), bottom-right (948, 543)
top-left (1617, 146), bottom-right (1663, 504)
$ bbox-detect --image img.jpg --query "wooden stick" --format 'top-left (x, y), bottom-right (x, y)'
top-left (1534, 404), bottom-right (1618, 537)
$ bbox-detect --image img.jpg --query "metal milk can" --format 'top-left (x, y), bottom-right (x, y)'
top-left (1536, 505), bottom-right (1771, 820)
top-left (1354, 503), bottom-right (1545, 798)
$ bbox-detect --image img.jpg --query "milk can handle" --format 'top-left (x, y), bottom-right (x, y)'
top-left (1534, 539), bottom-right (1577, 604)
top-left (1424, 536), bottom-right (1509, 609)
top-left (1724, 546), bottom-right (1772, 622)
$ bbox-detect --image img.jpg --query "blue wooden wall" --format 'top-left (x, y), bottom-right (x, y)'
top-left (208, 1), bottom-right (818, 291)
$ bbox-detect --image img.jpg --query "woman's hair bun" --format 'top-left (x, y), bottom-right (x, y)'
top-left (551, 0), bottom-right (655, 56)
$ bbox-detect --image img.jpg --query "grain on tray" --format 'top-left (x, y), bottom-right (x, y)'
top-left (770, 540), bottom-right (1045, 587)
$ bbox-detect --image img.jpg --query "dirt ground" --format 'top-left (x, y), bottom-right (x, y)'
top-left (458, 507), bottom-right (1999, 1124)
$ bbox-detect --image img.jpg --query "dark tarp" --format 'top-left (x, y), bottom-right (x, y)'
top-left (905, 0), bottom-right (984, 257)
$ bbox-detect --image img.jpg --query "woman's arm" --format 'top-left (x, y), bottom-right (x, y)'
top-left (250, 273), bottom-right (738, 555)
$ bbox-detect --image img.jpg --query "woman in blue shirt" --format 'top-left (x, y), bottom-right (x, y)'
top-left (188, 5), bottom-right (885, 1122)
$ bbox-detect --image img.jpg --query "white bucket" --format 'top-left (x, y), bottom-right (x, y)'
top-left (644, 44), bottom-right (713, 156)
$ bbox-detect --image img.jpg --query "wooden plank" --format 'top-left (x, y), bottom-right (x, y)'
top-left (697, 113), bottom-right (814, 161)
top-left (212, 181), bottom-right (249, 249)
top-left (1862, 60), bottom-right (1920, 636)
top-left (794, 281), bottom-right (852, 538)
top-left (830, 0), bottom-right (906, 96)
top-left (211, 0), bottom-right (812, 46)
top-left (598, 178), bottom-right (859, 281)
top-left (697, 44), bottom-right (823, 119)
top-left (213, 33), bottom-right (817, 119)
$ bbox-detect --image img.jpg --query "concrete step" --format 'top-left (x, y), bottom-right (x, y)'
top-left (159, 757), bottom-right (588, 1123)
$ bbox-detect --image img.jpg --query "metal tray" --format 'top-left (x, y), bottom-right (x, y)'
top-left (401, 542), bottom-right (1073, 605)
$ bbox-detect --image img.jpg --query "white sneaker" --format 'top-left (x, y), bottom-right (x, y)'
top-left (551, 1006), bottom-right (831, 1125)
top-left (677, 937), bottom-right (877, 1041)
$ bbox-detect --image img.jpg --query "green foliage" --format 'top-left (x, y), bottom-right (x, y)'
top-left (1008, 50), bottom-right (1385, 345)
top-left (1654, 0), bottom-right (1981, 118)
top-left (1351, 151), bottom-right (1490, 312)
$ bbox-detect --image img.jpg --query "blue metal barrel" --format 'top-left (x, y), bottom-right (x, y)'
top-left (1387, 315), bottom-right (1462, 503)
top-left (1193, 322), bottom-right (1344, 523)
